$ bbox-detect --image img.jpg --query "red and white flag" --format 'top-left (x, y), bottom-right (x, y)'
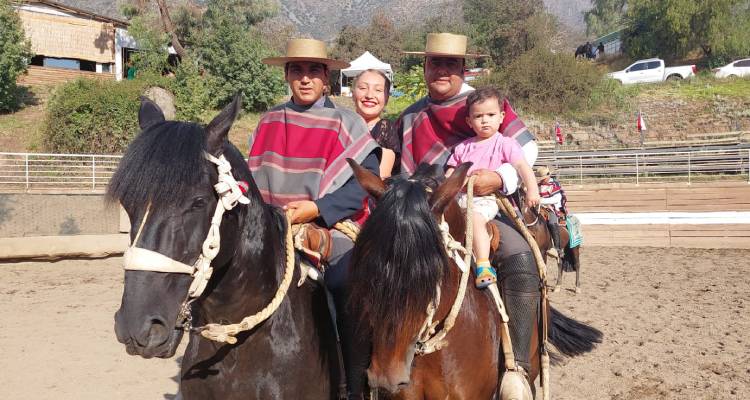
top-left (555, 121), bottom-right (564, 144)
top-left (637, 111), bottom-right (647, 132)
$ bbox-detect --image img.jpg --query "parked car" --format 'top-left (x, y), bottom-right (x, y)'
top-left (713, 58), bottom-right (750, 78)
top-left (607, 58), bottom-right (697, 84)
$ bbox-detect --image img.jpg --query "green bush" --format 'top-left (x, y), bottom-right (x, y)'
top-left (393, 65), bottom-right (427, 100)
top-left (480, 48), bottom-right (605, 115)
top-left (42, 79), bottom-right (158, 154)
top-left (0, 0), bottom-right (33, 112)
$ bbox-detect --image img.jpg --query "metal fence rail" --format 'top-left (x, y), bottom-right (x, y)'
top-left (538, 148), bottom-right (750, 185)
top-left (1, 148), bottom-right (748, 191)
top-left (0, 152), bottom-right (121, 190)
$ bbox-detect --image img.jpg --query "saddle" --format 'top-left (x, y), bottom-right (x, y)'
top-left (293, 223), bottom-right (333, 269)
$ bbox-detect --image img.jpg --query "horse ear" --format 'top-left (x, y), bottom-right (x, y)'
top-left (206, 94), bottom-right (242, 156)
top-left (429, 162), bottom-right (471, 214)
top-left (138, 96), bottom-right (165, 130)
top-left (347, 158), bottom-right (385, 200)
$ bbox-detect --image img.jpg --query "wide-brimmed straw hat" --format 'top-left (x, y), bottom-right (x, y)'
top-left (402, 32), bottom-right (487, 59)
top-left (535, 166), bottom-right (552, 182)
top-left (262, 38), bottom-right (350, 70)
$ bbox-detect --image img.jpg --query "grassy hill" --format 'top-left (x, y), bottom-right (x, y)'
top-left (1, 74), bottom-right (748, 155)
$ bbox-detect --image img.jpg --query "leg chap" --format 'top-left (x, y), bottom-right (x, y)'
top-left (497, 251), bottom-right (541, 371)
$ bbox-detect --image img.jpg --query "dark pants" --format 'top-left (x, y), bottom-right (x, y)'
top-left (491, 214), bottom-right (541, 371)
top-left (324, 231), bottom-right (370, 399)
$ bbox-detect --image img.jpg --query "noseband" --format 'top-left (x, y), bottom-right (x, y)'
top-left (122, 152), bottom-right (249, 300)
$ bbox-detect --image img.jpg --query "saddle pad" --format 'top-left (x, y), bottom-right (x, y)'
top-left (566, 215), bottom-right (583, 248)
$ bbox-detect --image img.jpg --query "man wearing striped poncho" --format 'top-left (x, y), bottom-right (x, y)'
top-left (249, 38), bottom-right (380, 400)
top-left (395, 32), bottom-right (541, 398)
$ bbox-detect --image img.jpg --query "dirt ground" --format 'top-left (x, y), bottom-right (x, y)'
top-left (1, 246), bottom-right (748, 399)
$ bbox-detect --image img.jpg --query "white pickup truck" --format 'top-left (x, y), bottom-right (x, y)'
top-left (607, 58), bottom-right (697, 84)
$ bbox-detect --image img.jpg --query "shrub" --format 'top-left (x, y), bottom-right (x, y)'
top-left (0, 0), bottom-right (33, 112)
top-left (480, 47), bottom-right (605, 115)
top-left (393, 65), bottom-right (427, 100)
top-left (42, 79), bottom-right (158, 154)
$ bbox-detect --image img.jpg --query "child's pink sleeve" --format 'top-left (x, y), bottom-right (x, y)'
top-left (501, 137), bottom-right (524, 164)
top-left (446, 143), bottom-right (463, 167)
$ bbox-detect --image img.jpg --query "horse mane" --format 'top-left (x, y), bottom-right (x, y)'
top-left (349, 164), bottom-right (449, 345)
top-left (107, 121), bottom-right (254, 210)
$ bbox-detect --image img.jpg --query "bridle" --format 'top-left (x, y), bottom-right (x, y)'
top-left (122, 152), bottom-right (249, 330)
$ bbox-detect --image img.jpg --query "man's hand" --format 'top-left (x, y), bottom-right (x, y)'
top-left (471, 169), bottom-right (504, 196)
top-left (283, 200), bottom-right (320, 224)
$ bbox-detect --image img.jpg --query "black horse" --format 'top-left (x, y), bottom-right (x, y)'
top-left (110, 97), bottom-right (338, 399)
top-left (575, 42), bottom-right (595, 59)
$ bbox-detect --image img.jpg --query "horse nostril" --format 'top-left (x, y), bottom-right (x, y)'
top-left (397, 381), bottom-right (410, 390)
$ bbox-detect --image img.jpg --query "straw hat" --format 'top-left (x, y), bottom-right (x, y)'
top-left (403, 32), bottom-right (487, 59)
top-left (535, 166), bottom-right (552, 181)
top-left (262, 38), bottom-right (350, 70)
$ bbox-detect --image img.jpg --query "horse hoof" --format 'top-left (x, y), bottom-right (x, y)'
top-left (575, 287), bottom-right (582, 294)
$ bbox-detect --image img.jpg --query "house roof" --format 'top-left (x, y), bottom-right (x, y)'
top-left (23, 0), bottom-right (130, 26)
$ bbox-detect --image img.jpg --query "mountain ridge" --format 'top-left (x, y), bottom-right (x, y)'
top-left (276, 0), bottom-right (592, 42)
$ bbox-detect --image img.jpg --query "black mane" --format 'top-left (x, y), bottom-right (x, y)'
top-left (107, 121), bottom-right (253, 210)
top-left (349, 164), bottom-right (449, 345)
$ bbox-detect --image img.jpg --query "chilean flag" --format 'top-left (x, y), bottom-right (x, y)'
top-left (555, 121), bottom-right (563, 144)
top-left (637, 111), bottom-right (647, 132)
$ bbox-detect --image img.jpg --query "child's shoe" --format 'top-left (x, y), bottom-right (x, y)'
top-left (475, 260), bottom-right (497, 289)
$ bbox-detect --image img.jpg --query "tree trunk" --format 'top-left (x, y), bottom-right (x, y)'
top-left (154, 0), bottom-right (188, 59)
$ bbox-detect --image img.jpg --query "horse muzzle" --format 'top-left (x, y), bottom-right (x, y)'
top-left (114, 310), bottom-right (183, 359)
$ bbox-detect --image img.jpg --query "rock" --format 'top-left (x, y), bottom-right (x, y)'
top-left (143, 86), bottom-right (177, 120)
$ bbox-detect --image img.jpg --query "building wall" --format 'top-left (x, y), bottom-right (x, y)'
top-left (18, 65), bottom-right (114, 86)
top-left (0, 193), bottom-right (120, 237)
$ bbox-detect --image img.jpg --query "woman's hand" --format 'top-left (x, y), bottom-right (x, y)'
top-left (471, 169), bottom-right (503, 196)
top-left (283, 201), bottom-right (320, 224)
top-left (525, 192), bottom-right (541, 209)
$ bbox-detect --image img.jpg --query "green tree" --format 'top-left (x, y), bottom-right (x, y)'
top-left (584, 0), bottom-right (626, 37)
top-left (623, 0), bottom-right (750, 62)
top-left (0, 0), bottom-right (33, 112)
top-left (481, 47), bottom-right (604, 115)
top-left (332, 13), bottom-right (405, 67)
top-left (193, 0), bottom-right (285, 111)
top-left (463, 0), bottom-right (548, 66)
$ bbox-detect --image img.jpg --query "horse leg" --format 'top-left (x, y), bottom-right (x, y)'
top-left (571, 247), bottom-right (581, 293)
top-left (554, 256), bottom-right (563, 293)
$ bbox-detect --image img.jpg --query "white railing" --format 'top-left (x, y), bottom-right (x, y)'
top-left (0, 152), bottom-right (122, 191)
top-left (1, 148), bottom-right (748, 191)
top-left (537, 148), bottom-right (750, 185)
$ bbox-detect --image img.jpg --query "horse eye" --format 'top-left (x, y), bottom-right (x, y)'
top-left (190, 197), bottom-right (207, 210)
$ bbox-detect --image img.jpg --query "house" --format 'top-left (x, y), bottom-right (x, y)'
top-left (14, 0), bottom-right (141, 85)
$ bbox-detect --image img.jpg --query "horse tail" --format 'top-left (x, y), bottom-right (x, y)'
top-left (548, 306), bottom-right (602, 357)
top-left (561, 249), bottom-right (576, 272)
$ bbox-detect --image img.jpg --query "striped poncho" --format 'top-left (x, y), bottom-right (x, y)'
top-left (248, 98), bottom-right (379, 207)
top-left (397, 91), bottom-right (535, 174)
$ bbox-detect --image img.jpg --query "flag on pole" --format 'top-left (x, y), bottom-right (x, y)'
top-left (637, 111), bottom-right (647, 132)
top-left (555, 121), bottom-right (563, 144)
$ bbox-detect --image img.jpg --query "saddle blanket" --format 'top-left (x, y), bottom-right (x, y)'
top-left (566, 215), bottom-right (583, 248)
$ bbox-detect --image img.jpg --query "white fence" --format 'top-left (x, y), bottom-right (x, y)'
top-left (538, 147), bottom-right (750, 185)
top-left (1, 148), bottom-right (749, 191)
top-left (0, 152), bottom-right (122, 191)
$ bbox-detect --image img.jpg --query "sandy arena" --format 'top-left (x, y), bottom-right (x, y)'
top-left (1, 246), bottom-right (748, 399)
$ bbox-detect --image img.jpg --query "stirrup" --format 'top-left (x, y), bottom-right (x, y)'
top-left (475, 265), bottom-right (497, 289)
top-left (499, 368), bottom-right (533, 400)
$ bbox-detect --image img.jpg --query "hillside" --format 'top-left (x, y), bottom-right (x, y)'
top-left (3, 76), bottom-right (748, 155)
top-left (277, 0), bottom-right (591, 42)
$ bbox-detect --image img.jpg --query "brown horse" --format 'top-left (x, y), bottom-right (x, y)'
top-left (521, 199), bottom-right (582, 294)
top-left (348, 161), bottom-right (601, 399)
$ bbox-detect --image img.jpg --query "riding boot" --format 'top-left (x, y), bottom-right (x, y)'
top-left (325, 245), bottom-right (371, 400)
top-left (548, 221), bottom-right (563, 258)
top-left (337, 299), bottom-right (372, 400)
top-left (497, 251), bottom-right (540, 396)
